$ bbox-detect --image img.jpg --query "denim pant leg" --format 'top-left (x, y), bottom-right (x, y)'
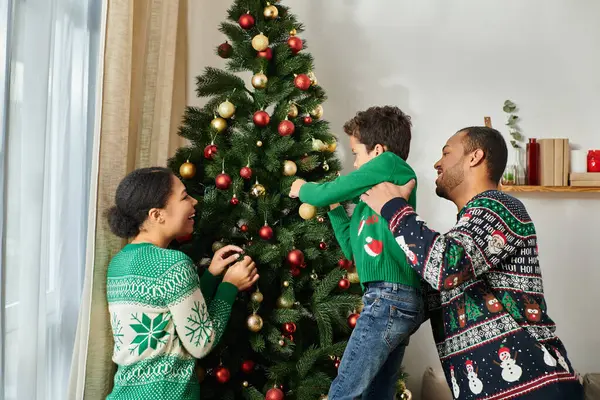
top-left (328, 283), bottom-right (423, 400)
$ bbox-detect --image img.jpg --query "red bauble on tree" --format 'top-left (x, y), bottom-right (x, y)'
top-left (238, 13), bottom-right (255, 30)
top-left (204, 144), bottom-right (218, 160)
top-left (257, 47), bottom-right (273, 60)
top-left (240, 166), bottom-right (253, 180)
top-left (259, 224), bottom-right (274, 240)
top-left (215, 173), bottom-right (232, 190)
top-left (338, 258), bottom-right (352, 270)
top-left (302, 115), bottom-right (313, 125)
top-left (266, 388), bottom-right (285, 400)
top-left (217, 42), bottom-right (233, 58)
top-left (294, 74), bottom-right (311, 91)
top-left (240, 224), bottom-right (249, 233)
top-left (253, 110), bottom-right (270, 127)
top-left (348, 313), bottom-right (359, 329)
top-left (241, 360), bottom-right (255, 374)
top-left (214, 366), bottom-right (230, 384)
top-left (287, 249), bottom-right (304, 267)
top-left (278, 120), bottom-right (295, 136)
top-left (334, 358), bottom-right (341, 369)
top-left (230, 195), bottom-right (239, 206)
top-left (283, 322), bottom-right (297, 334)
top-left (338, 278), bottom-right (350, 290)
top-left (290, 267), bottom-right (301, 277)
top-left (287, 36), bottom-right (303, 54)
top-left (319, 241), bottom-right (328, 250)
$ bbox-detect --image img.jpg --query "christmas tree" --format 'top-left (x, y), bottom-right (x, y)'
top-left (465, 293), bottom-right (484, 322)
top-left (168, 1), bottom-right (361, 399)
top-left (448, 310), bottom-right (458, 331)
top-left (501, 292), bottom-right (523, 321)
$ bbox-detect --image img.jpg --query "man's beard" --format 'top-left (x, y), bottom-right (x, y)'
top-left (435, 162), bottom-right (464, 200)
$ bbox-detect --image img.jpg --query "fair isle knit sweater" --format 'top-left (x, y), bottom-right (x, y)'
top-left (106, 243), bottom-right (237, 400)
top-left (381, 190), bottom-right (581, 400)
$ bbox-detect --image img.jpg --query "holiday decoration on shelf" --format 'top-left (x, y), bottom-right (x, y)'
top-left (210, 117), bottom-right (227, 133)
top-left (204, 143), bottom-right (218, 160)
top-left (278, 119), bottom-right (295, 136)
top-left (252, 72), bottom-right (268, 89)
top-left (217, 100), bottom-right (235, 118)
top-left (283, 160), bottom-right (297, 176)
top-left (299, 203), bottom-right (316, 220)
top-left (179, 161), bottom-right (196, 179)
top-left (238, 12), bottom-right (255, 29)
top-left (252, 33), bottom-right (269, 51)
top-left (253, 110), bottom-right (270, 127)
top-left (247, 313), bottom-right (264, 332)
top-left (214, 366), bottom-right (231, 384)
top-left (266, 387), bottom-right (285, 400)
top-left (217, 42), bottom-right (233, 59)
top-left (287, 249), bottom-right (304, 267)
top-left (348, 313), bottom-right (359, 329)
top-left (259, 224), bottom-right (274, 240)
top-left (294, 74), bottom-right (311, 91)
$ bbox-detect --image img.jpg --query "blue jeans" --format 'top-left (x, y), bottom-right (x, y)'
top-left (328, 282), bottom-right (425, 400)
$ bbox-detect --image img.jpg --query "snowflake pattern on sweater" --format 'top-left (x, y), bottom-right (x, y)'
top-left (381, 190), bottom-right (582, 400)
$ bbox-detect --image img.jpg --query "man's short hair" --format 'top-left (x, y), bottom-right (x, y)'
top-left (459, 126), bottom-right (508, 183)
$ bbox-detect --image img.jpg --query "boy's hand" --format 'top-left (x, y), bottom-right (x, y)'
top-left (289, 179), bottom-right (306, 198)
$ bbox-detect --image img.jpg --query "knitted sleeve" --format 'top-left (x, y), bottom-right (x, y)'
top-left (380, 195), bottom-right (533, 292)
top-left (327, 205), bottom-right (353, 260)
top-left (160, 259), bottom-right (238, 358)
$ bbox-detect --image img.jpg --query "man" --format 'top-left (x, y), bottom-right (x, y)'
top-left (360, 126), bottom-right (582, 399)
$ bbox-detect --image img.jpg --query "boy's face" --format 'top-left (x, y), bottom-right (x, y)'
top-left (350, 136), bottom-right (380, 169)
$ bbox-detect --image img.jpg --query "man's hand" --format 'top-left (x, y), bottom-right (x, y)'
top-left (289, 179), bottom-right (306, 198)
top-left (360, 180), bottom-right (416, 215)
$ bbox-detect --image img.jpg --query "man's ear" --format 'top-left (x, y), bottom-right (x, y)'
top-left (469, 149), bottom-right (485, 167)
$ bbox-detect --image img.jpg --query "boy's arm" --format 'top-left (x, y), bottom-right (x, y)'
top-left (327, 204), bottom-right (353, 259)
top-left (298, 153), bottom-right (416, 207)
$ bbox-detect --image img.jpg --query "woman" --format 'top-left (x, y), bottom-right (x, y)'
top-left (105, 167), bottom-right (259, 399)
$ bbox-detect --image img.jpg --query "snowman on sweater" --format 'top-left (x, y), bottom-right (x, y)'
top-left (538, 344), bottom-right (557, 367)
top-left (465, 359), bottom-right (483, 395)
top-left (496, 346), bottom-right (522, 383)
top-left (449, 365), bottom-right (460, 398)
top-left (554, 349), bottom-right (570, 372)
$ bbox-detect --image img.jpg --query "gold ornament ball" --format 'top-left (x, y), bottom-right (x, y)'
top-left (283, 280), bottom-right (290, 287)
top-left (307, 71), bottom-right (318, 86)
top-left (328, 140), bottom-right (337, 152)
top-left (251, 72), bottom-right (268, 89)
top-left (323, 161), bottom-right (330, 171)
top-left (288, 103), bottom-right (299, 118)
top-left (263, 4), bottom-right (278, 19)
top-left (212, 241), bottom-right (226, 252)
top-left (276, 296), bottom-right (293, 309)
top-left (348, 271), bottom-right (360, 284)
top-left (290, 28), bottom-right (297, 36)
top-left (210, 117), bottom-right (227, 133)
top-left (312, 138), bottom-right (327, 152)
top-left (179, 161), bottom-right (196, 179)
top-left (252, 33), bottom-right (269, 51)
top-left (278, 339), bottom-right (285, 346)
top-left (242, 381), bottom-right (249, 388)
top-left (320, 396), bottom-right (329, 400)
top-left (256, 140), bottom-right (263, 147)
top-left (299, 203), bottom-right (317, 220)
top-left (283, 160), bottom-right (297, 176)
top-left (247, 313), bottom-right (264, 332)
top-left (317, 216), bottom-right (325, 223)
top-left (251, 290), bottom-right (264, 303)
top-left (310, 273), bottom-right (318, 280)
top-left (250, 183), bottom-right (266, 198)
top-left (218, 100), bottom-right (235, 118)
top-left (310, 104), bottom-right (324, 119)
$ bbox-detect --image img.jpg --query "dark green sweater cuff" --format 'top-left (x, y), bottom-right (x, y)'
top-left (214, 282), bottom-right (238, 306)
top-left (328, 204), bottom-right (350, 224)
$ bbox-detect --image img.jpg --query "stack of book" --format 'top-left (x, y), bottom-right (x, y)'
top-left (570, 173), bottom-right (600, 187)
top-left (537, 138), bottom-right (569, 186)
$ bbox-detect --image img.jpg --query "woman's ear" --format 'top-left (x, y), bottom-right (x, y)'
top-left (148, 208), bottom-right (164, 224)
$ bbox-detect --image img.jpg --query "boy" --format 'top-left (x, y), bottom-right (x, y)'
top-left (289, 106), bottom-right (425, 400)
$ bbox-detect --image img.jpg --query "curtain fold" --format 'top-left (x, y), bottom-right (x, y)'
top-left (68, 1), bottom-right (188, 398)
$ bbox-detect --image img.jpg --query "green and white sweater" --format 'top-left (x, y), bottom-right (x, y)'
top-left (106, 243), bottom-right (237, 400)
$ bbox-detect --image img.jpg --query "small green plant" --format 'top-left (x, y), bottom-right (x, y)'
top-left (503, 100), bottom-right (524, 148)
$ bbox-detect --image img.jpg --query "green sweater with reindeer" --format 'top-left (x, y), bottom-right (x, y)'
top-left (299, 152), bottom-right (421, 288)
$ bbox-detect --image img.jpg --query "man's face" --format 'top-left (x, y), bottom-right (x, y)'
top-left (433, 131), bottom-right (468, 200)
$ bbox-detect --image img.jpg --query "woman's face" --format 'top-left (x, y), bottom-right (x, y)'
top-left (161, 176), bottom-right (198, 238)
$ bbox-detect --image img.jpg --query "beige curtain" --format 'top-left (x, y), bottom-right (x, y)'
top-left (68, 0), bottom-right (188, 398)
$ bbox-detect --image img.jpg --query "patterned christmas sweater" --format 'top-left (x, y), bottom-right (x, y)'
top-left (106, 243), bottom-right (237, 400)
top-left (380, 190), bottom-right (581, 400)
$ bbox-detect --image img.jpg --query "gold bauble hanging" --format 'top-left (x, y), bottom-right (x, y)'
top-left (250, 183), bottom-right (266, 198)
top-left (299, 203), bottom-right (317, 220)
top-left (256, 140), bottom-right (263, 147)
top-left (263, 4), bottom-right (278, 19)
top-left (290, 28), bottom-right (297, 36)
top-left (212, 241), bottom-right (225, 252)
top-left (312, 138), bottom-right (327, 152)
top-left (276, 296), bottom-right (294, 309)
top-left (288, 103), bottom-right (299, 118)
top-left (283, 160), bottom-right (297, 176)
top-left (251, 72), bottom-right (268, 89)
top-left (307, 71), bottom-right (318, 86)
top-left (348, 271), bottom-right (360, 284)
top-left (328, 140), bottom-right (337, 152)
top-left (252, 33), bottom-right (269, 51)
top-left (179, 161), bottom-right (196, 179)
top-left (247, 313), bottom-right (264, 332)
top-left (210, 117), bottom-right (227, 133)
top-left (218, 100), bottom-right (235, 118)
top-left (323, 161), bottom-right (329, 171)
top-left (251, 290), bottom-right (264, 303)
top-left (310, 104), bottom-right (323, 119)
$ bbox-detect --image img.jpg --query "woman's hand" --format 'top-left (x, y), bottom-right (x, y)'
top-left (223, 256), bottom-right (259, 291)
top-left (208, 245), bottom-right (244, 276)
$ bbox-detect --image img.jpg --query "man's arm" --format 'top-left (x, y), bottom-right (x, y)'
top-left (377, 197), bottom-right (531, 291)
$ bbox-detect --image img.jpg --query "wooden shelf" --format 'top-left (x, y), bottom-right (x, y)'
top-left (500, 185), bottom-right (600, 193)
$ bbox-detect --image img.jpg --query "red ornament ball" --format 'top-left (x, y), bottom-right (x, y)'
top-left (217, 42), bottom-right (233, 59)
top-left (283, 322), bottom-right (297, 334)
top-left (338, 258), bottom-right (352, 270)
top-left (338, 278), bottom-right (350, 290)
top-left (278, 120), bottom-right (295, 136)
top-left (215, 173), bottom-right (232, 190)
top-left (259, 225), bottom-right (274, 240)
top-left (348, 313), bottom-right (359, 329)
top-left (266, 388), bottom-right (285, 400)
top-left (299, 262), bottom-right (307, 269)
top-left (204, 144), bottom-right (218, 160)
top-left (240, 166), bottom-right (253, 180)
top-left (319, 241), bottom-right (328, 250)
top-left (294, 74), bottom-right (312, 91)
top-left (214, 366), bottom-right (231, 384)
top-left (287, 249), bottom-right (304, 267)
top-left (334, 359), bottom-right (341, 369)
top-left (287, 36), bottom-right (303, 54)
top-left (230, 195), bottom-right (239, 206)
top-left (253, 110), bottom-right (270, 127)
top-left (257, 47), bottom-right (273, 60)
top-left (240, 224), bottom-right (249, 233)
top-left (241, 360), bottom-right (255, 374)
top-left (290, 267), bottom-right (301, 277)
top-left (238, 13), bottom-right (255, 30)
top-left (303, 116), bottom-right (313, 125)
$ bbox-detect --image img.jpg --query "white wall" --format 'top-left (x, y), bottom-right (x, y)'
top-left (188, 1), bottom-right (600, 397)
